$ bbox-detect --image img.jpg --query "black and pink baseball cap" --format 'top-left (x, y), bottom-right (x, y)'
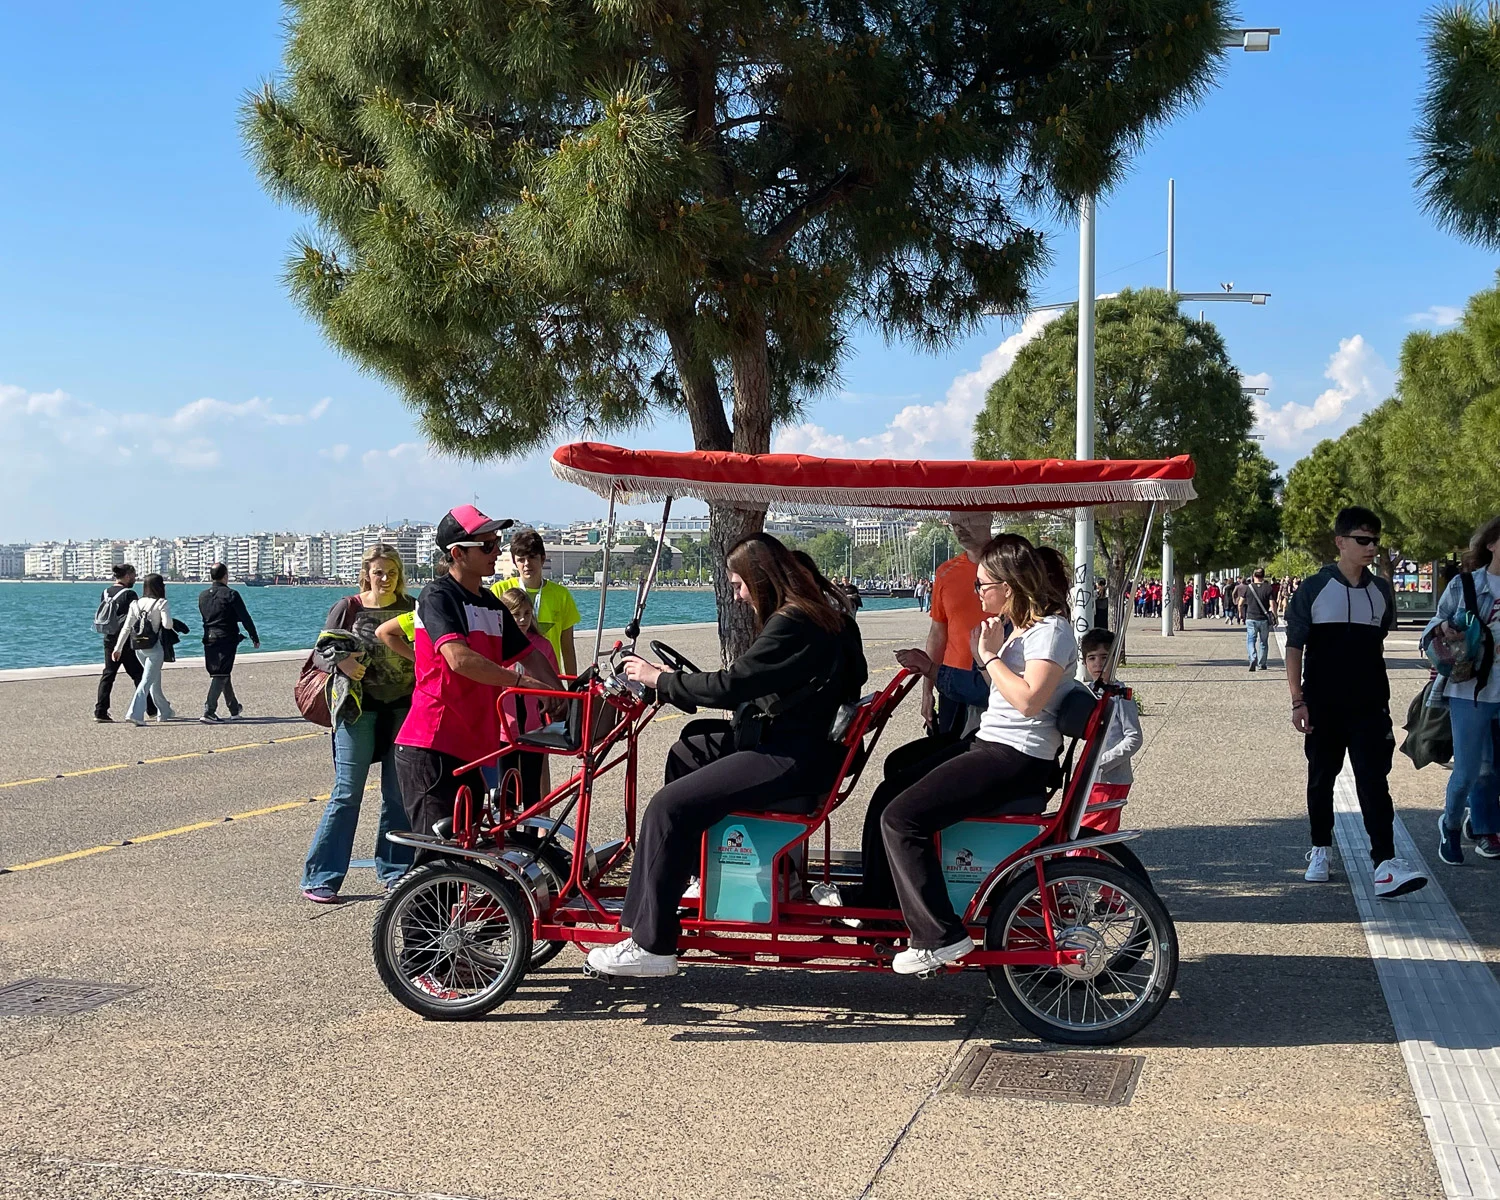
top-left (434, 504), bottom-right (514, 551)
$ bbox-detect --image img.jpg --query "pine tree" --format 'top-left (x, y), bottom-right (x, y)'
top-left (246, 0), bottom-right (1228, 651)
top-left (1416, 3), bottom-right (1500, 249)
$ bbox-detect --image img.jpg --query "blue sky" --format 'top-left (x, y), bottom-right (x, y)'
top-left (2, 2), bottom-right (1493, 542)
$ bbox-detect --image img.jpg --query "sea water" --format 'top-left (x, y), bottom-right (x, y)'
top-left (0, 581), bottom-right (916, 670)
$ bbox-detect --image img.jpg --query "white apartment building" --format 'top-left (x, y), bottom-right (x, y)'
top-left (123, 538), bottom-right (172, 576)
top-left (0, 545), bottom-right (26, 578)
top-left (172, 535), bottom-right (231, 582)
top-left (25, 544), bottom-right (66, 578)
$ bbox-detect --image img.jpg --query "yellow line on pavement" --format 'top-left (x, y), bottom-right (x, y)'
top-left (57, 763), bottom-right (131, 778)
top-left (0, 787), bottom-right (349, 876)
top-left (5, 845), bottom-right (120, 872)
top-left (0, 731), bottom-right (328, 790)
top-left (125, 819), bottom-right (228, 844)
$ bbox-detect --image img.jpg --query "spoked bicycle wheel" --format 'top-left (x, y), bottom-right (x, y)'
top-left (985, 860), bottom-right (1177, 1045)
top-left (372, 861), bottom-right (533, 1020)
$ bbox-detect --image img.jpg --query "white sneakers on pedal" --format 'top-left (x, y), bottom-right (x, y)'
top-left (1373, 858), bottom-right (1428, 899)
top-left (1304, 846), bottom-right (1331, 882)
top-left (810, 882), bottom-right (862, 928)
top-left (682, 877), bottom-right (701, 901)
top-left (892, 936), bottom-right (974, 975)
top-left (586, 938), bottom-right (679, 978)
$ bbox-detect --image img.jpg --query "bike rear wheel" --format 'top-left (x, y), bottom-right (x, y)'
top-left (985, 860), bottom-right (1177, 1046)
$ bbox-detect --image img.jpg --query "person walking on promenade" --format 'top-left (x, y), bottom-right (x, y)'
top-left (111, 573), bottom-right (176, 725)
top-left (925, 512), bottom-right (992, 736)
top-left (1424, 514), bottom-right (1500, 864)
top-left (1242, 567), bottom-right (1278, 672)
top-left (396, 507), bottom-right (564, 862)
top-left (492, 528), bottom-right (581, 676)
top-left (300, 544), bottom-right (417, 903)
top-left (94, 562), bottom-right (155, 722)
top-left (1093, 578), bottom-right (1110, 631)
top-left (1285, 506), bottom-right (1427, 898)
top-left (198, 563), bottom-right (260, 723)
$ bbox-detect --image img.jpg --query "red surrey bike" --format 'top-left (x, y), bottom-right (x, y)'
top-left (374, 442), bottom-right (1194, 1044)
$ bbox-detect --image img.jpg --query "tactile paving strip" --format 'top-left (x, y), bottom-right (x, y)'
top-left (947, 1047), bottom-right (1143, 1106)
top-left (0, 977), bottom-right (140, 1018)
top-left (1332, 766), bottom-right (1500, 1199)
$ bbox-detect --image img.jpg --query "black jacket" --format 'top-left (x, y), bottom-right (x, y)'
top-left (656, 608), bottom-right (867, 748)
top-left (198, 583), bottom-right (259, 644)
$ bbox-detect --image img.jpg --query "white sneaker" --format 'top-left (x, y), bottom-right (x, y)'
top-left (586, 938), bottom-right (679, 978)
top-left (681, 877), bottom-right (700, 901)
top-left (892, 936), bottom-right (974, 975)
top-left (810, 882), bottom-right (862, 928)
top-left (1373, 857), bottom-right (1429, 899)
top-left (1304, 847), bottom-right (1331, 882)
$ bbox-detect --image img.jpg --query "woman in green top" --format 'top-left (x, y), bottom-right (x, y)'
top-left (300, 544), bottom-right (417, 903)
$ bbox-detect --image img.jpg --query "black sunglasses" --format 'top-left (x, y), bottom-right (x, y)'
top-left (1342, 534), bottom-right (1379, 547)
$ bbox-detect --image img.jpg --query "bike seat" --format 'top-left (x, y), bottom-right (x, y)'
top-left (518, 722), bottom-right (578, 752)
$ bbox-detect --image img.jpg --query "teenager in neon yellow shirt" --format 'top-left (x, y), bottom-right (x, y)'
top-left (491, 529), bottom-right (581, 676)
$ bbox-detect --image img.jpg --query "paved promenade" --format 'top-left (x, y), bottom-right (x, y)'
top-left (0, 608), bottom-right (1490, 1199)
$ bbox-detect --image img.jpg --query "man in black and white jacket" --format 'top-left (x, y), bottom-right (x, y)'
top-left (1284, 506), bottom-right (1427, 898)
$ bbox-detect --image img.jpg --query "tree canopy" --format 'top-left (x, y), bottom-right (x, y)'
top-left (1283, 275), bottom-right (1500, 565)
top-left (1415, 2), bottom-right (1500, 250)
top-left (245, 0), bottom-right (1231, 651)
top-left (974, 287), bottom-right (1261, 619)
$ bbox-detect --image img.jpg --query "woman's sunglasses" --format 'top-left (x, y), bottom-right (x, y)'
top-left (973, 579), bottom-right (1007, 594)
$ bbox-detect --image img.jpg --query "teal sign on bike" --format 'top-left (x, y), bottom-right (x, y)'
top-left (938, 821), bottom-right (1046, 913)
top-left (702, 817), bottom-right (801, 922)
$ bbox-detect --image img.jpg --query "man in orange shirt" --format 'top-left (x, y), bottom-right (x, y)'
top-left (924, 512), bottom-right (994, 734)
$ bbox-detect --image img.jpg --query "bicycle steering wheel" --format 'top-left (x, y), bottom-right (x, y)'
top-left (650, 639), bottom-right (702, 675)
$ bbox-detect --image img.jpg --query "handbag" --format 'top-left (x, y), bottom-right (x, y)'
top-left (294, 652), bottom-right (333, 727)
top-left (1425, 573), bottom-right (1494, 687)
top-left (1400, 680), bottom-right (1453, 770)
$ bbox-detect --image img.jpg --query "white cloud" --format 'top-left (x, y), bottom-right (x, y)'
top-left (1407, 305), bottom-right (1462, 328)
top-left (0, 382), bottom-right (331, 474)
top-left (774, 310), bottom-right (1063, 458)
top-left (1251, 335), bottom-right (1393, 452)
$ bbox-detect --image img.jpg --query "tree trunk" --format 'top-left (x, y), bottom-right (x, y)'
top-left (707, 311), bottom-right (774, 662)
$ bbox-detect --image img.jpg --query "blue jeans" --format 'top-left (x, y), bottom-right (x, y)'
top-left (126, 645), bottom-right (173, 722)
top-left (301, 706), bottom-right (413, 890)
top-left (1444, 698), bottom-right (1500, 837)
top-left (1246, 619), bottom-right (1269, 668)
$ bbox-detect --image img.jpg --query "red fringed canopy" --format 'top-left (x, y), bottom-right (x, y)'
top-left (551, 443), bottom-right (1196, 513)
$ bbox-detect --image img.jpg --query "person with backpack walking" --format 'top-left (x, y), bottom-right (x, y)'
top-left (111, 573), bottom-right (176, 725)
top-left (94, 562), bottom-right (155, 722)
top-left (198, 563), bottom-right (260, 723)
top-left (1241, 567), bottom-right (1278, 671)
top-left (1284, 507), bottom-right (1426, 898)
top-left (1423, 514), bottom-right (1500, 864)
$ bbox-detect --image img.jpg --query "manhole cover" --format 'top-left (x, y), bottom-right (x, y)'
top-left (0, 978), bottom-right (140, 1018)
top-left (948, 1047), bottom-right (1143, 1106)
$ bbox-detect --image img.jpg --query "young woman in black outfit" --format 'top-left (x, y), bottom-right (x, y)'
top-left (586, 534), bottom-right (867, 978)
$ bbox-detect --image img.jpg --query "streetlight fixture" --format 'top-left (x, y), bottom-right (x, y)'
top-left (1223, 27), bottom-right (1280, 51)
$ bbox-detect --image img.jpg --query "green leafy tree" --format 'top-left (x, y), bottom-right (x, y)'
top-left (246, 0), bottom-right (1231, 655)
top-left (1173, 442), bottom-right (1281, 574)
top-left (1282, 436), bottom-right (1350, 561)
top-left (1416, 3), bottom-right (1500, 249)
top-left (1265, 546), bottom-right (1319, 581)
top-left (975, 287), bottom-right (1251, 630)
top-left (806, 528), bottom-right (851, 579)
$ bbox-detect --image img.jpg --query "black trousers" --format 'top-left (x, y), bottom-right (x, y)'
top-left (620, 719), bottom-right (839, 955)
top-left (1305, 703), bottom-right (1396, 865)
top-left (96, 637), bottom-right (155, 718)
top-left (203, 639), bottom-right (241, 717)
top-left (882, 739), bottom-right (1052, 949)
top-left (395, 745), bottom-right (487, 865)
top-left (857, 732), bottom-right (967, 909)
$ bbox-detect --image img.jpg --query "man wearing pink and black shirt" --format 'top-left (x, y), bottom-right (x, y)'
top-left (395, 505), bottom-right (564, 848)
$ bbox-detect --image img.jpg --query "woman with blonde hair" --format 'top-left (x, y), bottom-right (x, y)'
top-left (881, 534), bottom-right (1078, 974)
top-left (301, 543), bottom-right (417, 903)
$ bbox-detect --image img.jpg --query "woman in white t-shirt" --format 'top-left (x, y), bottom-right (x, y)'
top-left (882, 534), bottom-right (1077, 975)
top-left (110, 573), bottom-right (176, 725)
